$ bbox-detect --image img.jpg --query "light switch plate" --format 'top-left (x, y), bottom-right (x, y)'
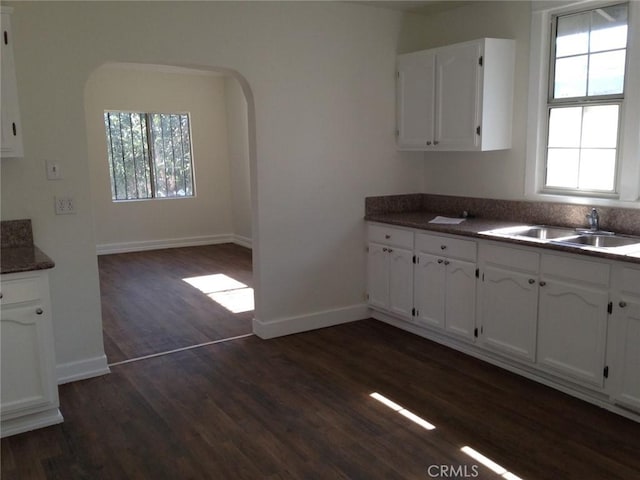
top-left (46, 160), bottom-right (62, 180)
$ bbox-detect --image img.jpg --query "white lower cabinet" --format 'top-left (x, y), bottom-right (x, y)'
top-left (608, 265), bottom-right (640, 413)
top-left (367, 243), bottom-right (390, 311)
top-left (1, 271), bottom-right (62, 437)
top-left (413, 233), bottom-right (477, 340)
top-left (477, 244), bottom-right (539, 362)
top-left (444, 259), bottom-right (477, 338)
top-left (536, 254), bottom-right (610, 389)
top-left (387, 248), bottom-right (414, 319)
top-left (367, 224), bottom-right (414, 319)
top-left (477, 245), bottom-right (610, 387)
top-left (366, 222), bottom-right (640, 421)
top-left (413, 253), bottom-right (444, 328)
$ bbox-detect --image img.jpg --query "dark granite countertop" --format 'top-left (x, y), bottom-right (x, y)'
top-left (365, 211), bottom-right (640, 265)
top-left (1, 245), bottom-right (56, 274)
top-left (366, 211), bottom-right (519, 236)
top-left (1, 219), bottom-right (55, 274)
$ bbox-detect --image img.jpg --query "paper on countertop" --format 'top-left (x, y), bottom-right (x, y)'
top-left (428, 216), bottom-right (466, 225)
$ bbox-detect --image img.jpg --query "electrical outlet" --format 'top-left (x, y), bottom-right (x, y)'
top-left (55, 196), bottom-right (76, 215)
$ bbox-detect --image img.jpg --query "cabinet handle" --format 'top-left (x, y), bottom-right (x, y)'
top-left (426, 141), bottom-right (432, 146)
top-left (12, 123), bottom-right (17, 136)
top-left (440, 245), bottom-right (447, 250)
top-left (388, 248), bottom-right (393, 253)
top-left (539, 281), bottom-right (546, 287)
top-left (382, 247), bottom-right (388, 252)
top-left (36, 308), bottom-right (43, 315)
top-left (385, 234), bottom-right (391, 239)
top-left (433, 140), bottom-right (439, 145)
top-left (444, 260), bottom-right (450, 265)
top-left (619, 301), bottom-right (627, 308)
top-left (528, 279), bottom-right (535, 284)
top-left (437, 259), bottom-right (444, 264)
top-left (0, 292), bottom-right (3, 299)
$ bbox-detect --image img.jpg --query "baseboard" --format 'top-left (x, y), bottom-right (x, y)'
top-left (1, 408), bottom-right (64, 438)
top-left (252, 303), bottom-right (369, 339)
top-left (233, 234), bottom-right (253, 249)
top-left (96, 234), bottom-right (235, 255)
top-left (371, 309), bottom-right (640, 424)
top-left (57, 355), bottom-right (111, 385)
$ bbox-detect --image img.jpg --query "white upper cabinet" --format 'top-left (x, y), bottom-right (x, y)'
top-left (435, 41), bottom-right (481, 150)
top-left (396, 51), bottom-right (436, 149)
top-left (1, 7), bottom-right (24, 159)
top-left (396, 38), bottom-right (515, 152)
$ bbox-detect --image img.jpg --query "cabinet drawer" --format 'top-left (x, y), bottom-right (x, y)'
top-left (416, 233), bottom-right (476, 261)
top-left (368, 224), bottom-right (414, 249)
top-left (0, 276), bottom-right (41, 305)
top-left (480, 243), bottom-right (539, 273)
top-left (614, 266), bottom-right (640, 297)
top-left (541, 254), bottom-right (610, 287)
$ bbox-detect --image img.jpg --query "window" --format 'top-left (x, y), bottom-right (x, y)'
top-left (103, 111), bottom-right (195, 201)
top-left (527, 0), bottom-right (640, 204)
top-left (545, 3), bottom-right (628, 194)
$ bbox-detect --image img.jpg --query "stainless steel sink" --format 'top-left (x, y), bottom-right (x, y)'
top-left (484, 225), bottom-right (577, 241)
top-left (510, 226), bottom-right (577, 240)
top-left (555, 234), bottom-right (640, 249)
top-left (482, 225), bottom-right (640, 253)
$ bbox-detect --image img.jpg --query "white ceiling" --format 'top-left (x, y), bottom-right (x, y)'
top-left (358, 1), bottom-right (475, 15)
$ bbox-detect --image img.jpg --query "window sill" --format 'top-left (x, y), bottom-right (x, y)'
top-left (526, 190), bottom-right (639, 209)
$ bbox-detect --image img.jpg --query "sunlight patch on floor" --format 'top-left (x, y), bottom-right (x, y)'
top-left (369, 392), bottom-right (436, 430)
top-left (369, 392), bottom-right (524, 478)
top-left (208, 288), bottom-right (254, 314)
top-left (183, 273), bottom-right (254, 313)
top-left (461, 446), bottom-right (523, 480)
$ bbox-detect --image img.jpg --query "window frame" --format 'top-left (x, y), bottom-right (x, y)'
top-left (526, 0), bottom-right (640, 206)
top-left (103, 110), bottom-right (197, 202)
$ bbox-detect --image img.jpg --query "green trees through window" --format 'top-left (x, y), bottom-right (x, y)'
top-left (104, 111), bottom-right (194, 201)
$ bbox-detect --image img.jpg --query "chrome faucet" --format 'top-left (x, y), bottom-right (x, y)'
top-left (586, 208), bottom-right (600, 231)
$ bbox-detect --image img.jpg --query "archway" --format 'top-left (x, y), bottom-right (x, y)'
top-left (84, 62), bottom-right (260, 363)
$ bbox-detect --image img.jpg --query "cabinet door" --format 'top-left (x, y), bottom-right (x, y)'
top-left (413, 253), bottom-right (445, 329)
top-left (1, 305), bottom-right (57, 418)
top-left (0, 11), bottom-right (23, 158)
top-left (479, 265), bottom-right (539, 362)
top-left (367, 243), bottom-right (389, 310)
top-left (610, 299), bottom-right (640, 412)
top-left (444, 259), bottom-right (476, 340)
top-left (388, 247), bottom-right (414, 319)
top-left (537, 280), bottom-right (609, 388)
top-left (397, 51), bottom-right (436, 149)
top-left (435, 41), bottom-right (481, 150)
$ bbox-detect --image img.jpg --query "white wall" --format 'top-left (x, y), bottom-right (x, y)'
top-left (224, 76), bottom-right (252, 244)
top-left (85, 65), bottom-right (236, 252)
top-left (399, 1), bottom-right (532, 200)
top-left (0, 1), bottom-right (423, 376)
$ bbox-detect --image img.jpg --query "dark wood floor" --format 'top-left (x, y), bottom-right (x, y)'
top-left (2, 320), bottom-right (639, 479)
top-left (98, 244), bottom-right (253, 364)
